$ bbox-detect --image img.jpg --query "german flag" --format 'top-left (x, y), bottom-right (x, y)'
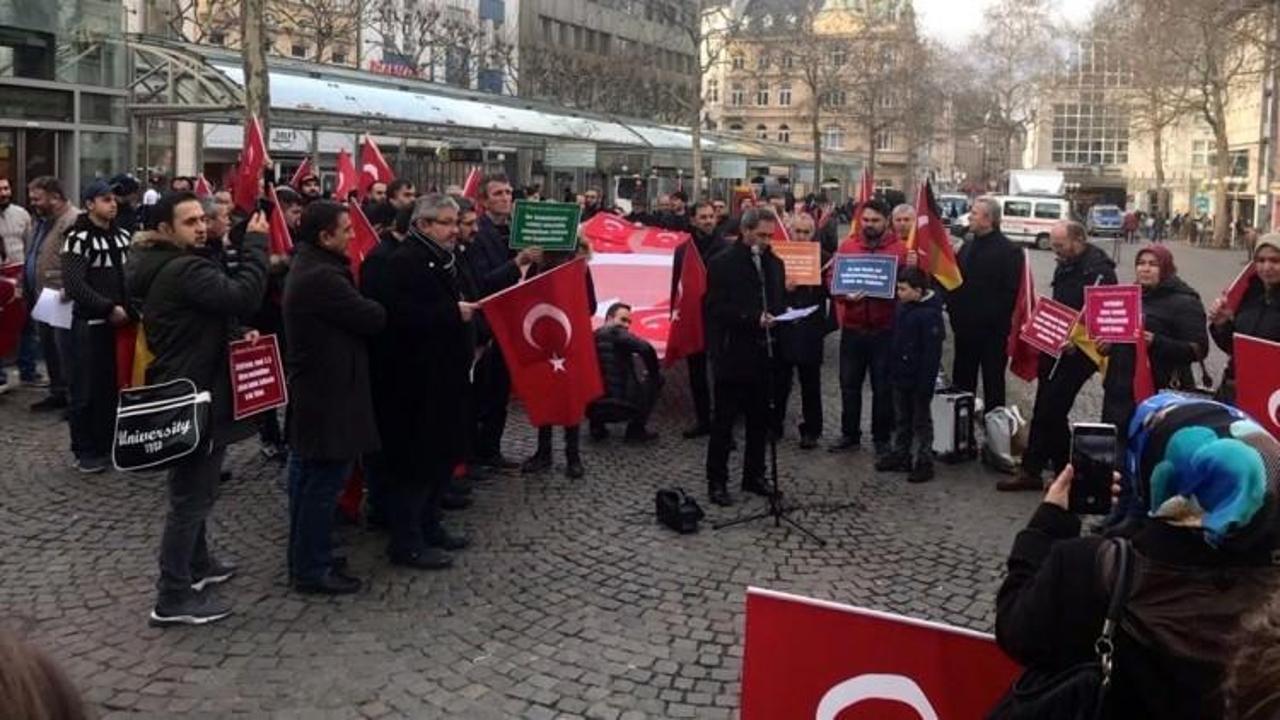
top-left (907, 180), bottom-right (963, 291)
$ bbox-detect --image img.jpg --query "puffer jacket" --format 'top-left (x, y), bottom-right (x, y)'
top-left (888, 290), bottom-right (945, 389)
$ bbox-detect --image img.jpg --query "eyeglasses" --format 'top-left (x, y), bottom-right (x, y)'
top-left (430, 218), bottom-right (459, 226)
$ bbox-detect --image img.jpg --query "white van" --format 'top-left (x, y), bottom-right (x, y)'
top-left (955, 195), bottom-right (1073, 250)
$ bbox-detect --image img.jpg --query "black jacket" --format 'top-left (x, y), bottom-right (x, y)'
top-left (1052, 243), bottom-right (1118, 310)
top-left (1102, 276), bottom-right (1207, 423)
top-left (670, 226), bottom-right (728, 308)
top-left (467, 214), bottom-right (521, 295)
top-left (595, 324), bottom-right (660, 401)
top-left (127, 231), bottom-right (269, 445)
top-left (282, 242), bottom-right (386, 461)
top-left (996, 504), bottom-right (1277, 719)
top-left (705, 241), bottom-right (785, 383)
top-left (1211, 278), bottom-right (1280, 395)
top-left (363, 230), bottom-right (471, 470)
top-left (889, 290), bottom-right (945, 389)
top-left (60, 213), bottom-right (133, 320)
top-left (947, 229), bottom-right (1022, 338)
top-left (777, 236), bottom-right (833, 367)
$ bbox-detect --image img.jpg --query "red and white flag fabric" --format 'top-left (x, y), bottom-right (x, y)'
top-left (580, 212), bottom-right (637, 253)
top-left (288, 157), bottom-right (315, 190)
top-left (333, 149), bottom-right (359, 202)
top-left (850, 167), bottom-right (874, 237)
top-left (265, 185), bottom-right (294, 256)
top-left (461, 167), bottom-right (482, 202)
top-left (741, 587), bottom-right (1019, 720)
top-left (1133, 320), bottom-right (1156, 404)
top-left (193, 175), bottom-right (214, 199)
top-left (1224, 262), bottom-right (1258, 315)
top-left (481, 258), bottom-right (603, 427)
top-left (771, 214), bottom-right (793, 244)
top-left (664, 239), bottom-right (708, 367)
top-left (0, 263), bottom-right (25, 358)
top-left (358, 135), bottom-right (395, 201)
top-left (1234, 333), bottom-right (1280, 440)
top-left (1007, 249), bottom-right (1039, 382)
top-left (231, 116), bottom-right (268, 214)
top-left (346, 199), bottom-right (379, 285)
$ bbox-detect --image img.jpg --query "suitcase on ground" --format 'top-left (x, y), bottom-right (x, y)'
top-left (931, 389), bottom-right (976, 463)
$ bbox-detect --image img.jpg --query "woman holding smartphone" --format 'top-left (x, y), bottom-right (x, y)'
top-left (1209, 234), bottom-right (1280, 403)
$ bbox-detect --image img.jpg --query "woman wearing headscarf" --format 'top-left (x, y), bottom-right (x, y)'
top-left (1209, 233), bottom-right (1280, 403)
top-left (994, 394), bottom-right (1280, 719)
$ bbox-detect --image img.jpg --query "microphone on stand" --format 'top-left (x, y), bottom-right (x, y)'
top-left (751, 243), bottom-right (773, 358)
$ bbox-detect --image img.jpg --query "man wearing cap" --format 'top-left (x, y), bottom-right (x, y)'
top-left (61, 180), bottom-right (135, 472)
top-left (110, 174), bottom-right (143, 234)
top-left (298, 174), bottom-right (322, 203)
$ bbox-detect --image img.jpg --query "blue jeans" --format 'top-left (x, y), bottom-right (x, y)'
top-left (287, 454), bottom-right (352, 583)
top-left (1, 315), bottom-right (40, 381)
top-left (838, 329), bottom-right (894, 446)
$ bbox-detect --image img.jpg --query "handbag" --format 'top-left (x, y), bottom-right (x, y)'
top-left (987, 538), bottom-right (1134, 720)
top-left (112, 378), bottom-right (212, 472)
top-left (655, 487), bottom-right (705, 534)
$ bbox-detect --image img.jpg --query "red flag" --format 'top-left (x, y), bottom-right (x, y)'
top-left (771, 215), bottom-right (792, 244)
top-left (0, 267), bottom-right (26, 358)
top-left (638, 227), bottom-right (689, 251)
top-left (265, 184), bottom-right (294, 256)
top-left (909, 180), bottom-right (963, 290)
top-left (1234, 333), bottom-right (1280, 440)
top-left (194, 175), bottom-right (214, 199)
top-left (664, 239), bottom-right (708, 367)
top-left (461, 167), bottom-right (482, 202)
top-left (358, 135), bottom-right (395, 200)
top-left (1007, 249), bottom-right (1039, 382)
top-left (580, 212), bottom-right (636, 253)
top-left (480, 258), bottom-right (603, 426)
top-left (1224, 262), bottom-right (1258, 315)
top-left (334, 149), bottom-right (358, 202)
top-left (232, 116), bottom-right (268, 214)
top-left (288, 157), bottom-right (315, 190)
top-left (1133, 324), bottom-right (1156, 405)
top-left (346, 199), bottom-right (379, 285)
top-left (850, 167), bottom-right (874, 237)
top-left (337, 465), bottom-right (364, 523)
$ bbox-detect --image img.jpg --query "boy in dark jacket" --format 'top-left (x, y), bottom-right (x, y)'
top-left (877, 267), bottom-right (944, 483)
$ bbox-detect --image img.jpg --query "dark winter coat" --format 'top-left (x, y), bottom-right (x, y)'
top-left (60, 213), bottom-right (133, 320)
top-left (996, 504), bottom-right (1279, 720)
top-left (833, 230), bottom-right (906, 333)
top-left (946, 228), bottom-right (1022, 339)
top-left (595, 324), bottom-right (660, 402)
top-left (127, 230), bottom-right (269, 445)
top-left (670, 226), bottom-right (728, 308)
top-left (889, 290), bottom-right (945, 389)
top-left (1211, 277), bottom-right (1280, 397)
top-left (282, 242), bottom-right (386, 461)
top-left (1101, 276), bottom-right (1208, 424)
top-left (777, 236), bottom-right (833, 367)
top-left (467, 214), bottom-right (522, 294)
top-left (1051, 242), bottom-right (1118, 310)
top-left (705, 241), bottom-right (785, 383)
top-left (362, 230), bottom-right (471, 472)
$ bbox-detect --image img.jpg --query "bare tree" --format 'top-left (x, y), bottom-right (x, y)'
top-left (266, 0), bottom-right (362, 65)
top-left (364, 0), bottom-right (517, 91)
top-left (157, 0), bottom-right (241, 43)
top-left (242, 0), bottom-right (270, 132)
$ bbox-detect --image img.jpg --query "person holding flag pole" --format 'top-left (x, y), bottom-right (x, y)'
top-left (1209, 234), bottom-right (1280, 403)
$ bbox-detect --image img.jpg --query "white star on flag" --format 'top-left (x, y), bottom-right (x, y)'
top-left (549, 353), bottom-right (567, 372)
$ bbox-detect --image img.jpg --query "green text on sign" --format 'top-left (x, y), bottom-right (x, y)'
top-left (510, 200), bottom-right (582, 252)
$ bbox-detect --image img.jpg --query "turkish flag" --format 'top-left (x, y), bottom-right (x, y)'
top-left (358, 135), bottom-right (395, 201)
top-left (461, 167), bottom-right (482, 202)
top-left (741, 588), bottom-right (1019, 720)
top-left (193, 175), bottom-right (214, 199)
top-left (1224, 262), bottom-right (1258, 315)
top-left (664, 239), bottom-right (707, 367)
top-left (232, 116), bottom-right (268, 214)
top-left (334, 149), bottom-right (358, 202)
top-left (581, 212), bottom-right (636, 253)
top-left (1006, 249), bottom-right (1039, 382)
top-left (771, 215), bottom-right (792, 244)
top-left (638, 227), bottom-right (689, 251)
top-left (1234, 333), bottom-right (1280, 440)
top-left (1133, 318), bottom-right (1156, 404)
top-left (481, 258), bottom-right (603, 427)
top-left (346, 199), bottom-right (379, 285)
top-left (288, 156), bottom-right (315, 190)
top-left (0, 265), bottom-right (25, 358)
top-left (265, 184), bottom-right (294, 256)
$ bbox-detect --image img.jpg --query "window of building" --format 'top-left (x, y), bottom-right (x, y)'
top-left (756, 123), bottom-right (768, 140)
top-left (1192, 140), bottom-right (1212, 167)
top-left (1004, 200), bottom-right (1032, 218)
top-left (728, 122), bottom-right (744, 132)
top-left (291, 44), bottom-right (308, 58)
top-left (830, 48), bottom-right (846, 66)
top-left (821, 90), bottom-right (846, 107)
top-left (599, 33), bottom-right (612, 54)
top-left (541, 17), bottom-right (554, 42)
top-left (756, 82), bottom-right (768, 106)
top-left (731, 53), bottom-right (744, 70)
top-left (730, 82), bottom-right (744, 106)
top-left (875, 131), bottom-right (893, 151)
top-left (782, 53), bottom-right (793, 69)
top-left (479, 0), bottom-right (505, 23)
top-left (209, 32), bottom-right (226, 46)
top-left (331, 49), bottom-right (347, 64)
top-left (778, 83), bottom-right (791, 106)
top-left (706, 78), bottom-right (719, 103)
top-left (559, 23), bottom-right (570, 46)
top-left (1050, 93), bottom-right (1129, 166)
top-left (757, 53), bottom-right (768, 70)
top-left (778, 124), bottom-right (790, 143)
top-left (822, 125), bottom-right (845, 150)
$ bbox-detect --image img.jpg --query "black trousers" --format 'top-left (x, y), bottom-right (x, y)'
top-left (952, 331), bottom-right (1008, 410)
top-left (773, 360), bottom-right (822, 440)
top-left (1022, 353), bottom-right (1096, 476)
top-left (385, 454), bottom-right (449, 559)
top-left (473, 344), bottom-right (511, 459)
top-left (588, 379), bottom-right (660, 436)
top-left (891, 387), bottom-right (934, 465)
top-left (535, 425), bottom-right (580, 459)
top-left (158, 446), bottom-right (226, 599)
top-left (68, 319), bottom-right (116, 460)
top-left (687, 351), bottom-right (712, 428)
top-left (838, 329), bottom-right (894, 446)
top-left (706, 376), bottom-right (767, 488)
top-left (36, 321), bottom-right (67, 398)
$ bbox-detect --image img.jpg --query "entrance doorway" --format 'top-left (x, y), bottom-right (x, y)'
top-left (0, 128), bottom-right (69, 203)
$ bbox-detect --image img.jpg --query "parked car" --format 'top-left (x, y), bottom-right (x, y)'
top-left (1086, 204), bottom-right (1124, 238)
top-left (952, 195), bottom-right (1073, 250)
top-left (937, 193), bottom-right (970, 230)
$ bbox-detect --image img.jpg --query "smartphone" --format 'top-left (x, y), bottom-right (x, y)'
top-left (1069, 423), bottom-right (1117, 515)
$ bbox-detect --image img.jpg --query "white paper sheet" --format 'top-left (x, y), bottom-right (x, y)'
top-left (773, 305), bottom-right (820, 323)
top-left (31, 288), bottom-right (73, 329)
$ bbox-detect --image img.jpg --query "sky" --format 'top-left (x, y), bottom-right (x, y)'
top-left (913, 0), bottom-right (1102, 47)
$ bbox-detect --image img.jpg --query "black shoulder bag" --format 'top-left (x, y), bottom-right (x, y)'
top-left (987, 538), bottom-right (1134, 720)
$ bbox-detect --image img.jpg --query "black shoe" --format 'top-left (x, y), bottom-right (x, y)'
top-left (565, 457), bottom-right (584, 479)
top-left (74, 456), bottom-right (109, 474)
top-left (389, 548), bottom-right (454, 570)
top-left (907, 463), bottom-right (935, 484)
top-left (149, 592), bottom-right (233, 626)
top-left (997, 472), bottom-right (1045, 492)
top-left (682, 424), bottom-right (711, 439)
top-left (425, 526), bottom-right (470, 551)
top-left (875, 454), bottom-right (912, 472)
top-left (873, 442), bottom-right (892, 459)
top-left (447, 474), bottom-right (474, 496)
top-left (294, 571), bottom-right (362, 595)
top-left (589, 426), bottom-right (610, 441)
top-left (191, 559), bottom-right (237, 592)
top-left (441, 492), bottom-right (473, 511)
top-left (475, 454), bottom-right (520, 473)
top-left (219, 470), bottom-right (233, 484)
top-left (30, 395), bottom-right (67, 412)
top-left (741, 478), bottom-right (772, 497)
top-left (520, 453), bottom-right (552, 474)
top-left (799, 435), bottom-right (819, 450)
top-left (708, 486), bottom-right (734, 506)
top-left (828, 436), bottom-right (860, 452)
top-left (623, 429), bottom-right (659, 444)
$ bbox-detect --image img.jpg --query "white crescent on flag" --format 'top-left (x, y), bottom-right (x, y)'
top-left (522, 302), bottom-right (573, 371)
top-left (1269, 389), bottom-right (1280, 427)
top-left (815, 674), bottom-right (939, 720)
top-left (363, 163), bottom-right (380, 180)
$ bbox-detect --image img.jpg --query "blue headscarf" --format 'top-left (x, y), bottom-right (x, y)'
top-left (1128, 393), bottom-right (1280, 557)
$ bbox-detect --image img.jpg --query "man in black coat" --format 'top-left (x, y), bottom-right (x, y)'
top-left (282, 201), bottom-right (386, 595)
top-left (460, 174), bottom-right (542, 471)
top-left (772, 212), bottom-right (830, 449)
top-left (588, 302), bottom-right (662, 442)
top-left (704, 208), bottom-right (786, 507)
top-left (1004, 220), bottom-right (1117, 491)
top-left (672, 201), bottom-right (728, 438)
top-left (363, 194), bottom-right (477, 569)
top-left (946, 196), bottom-right (1022, 411)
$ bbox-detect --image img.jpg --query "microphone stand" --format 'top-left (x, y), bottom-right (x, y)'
top-left (714, 242), bottom-right (828, 546)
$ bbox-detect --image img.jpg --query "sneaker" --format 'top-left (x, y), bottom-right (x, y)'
top-left (21, 374), bottom-right (49, 388)
top-left (191, 559), bottom-right (238, 592)
top-left (149, 593), bottom-right (233, 626)
top-left (75, 456), bottom-right (109, 474)
top-left (520, 453), bottom-right (552, 474)
top-left (0, 380), bottom-right (10, 396)
top-left (259, 442), bottom-right (285, 461)
top-left (708, 485), bottom-right (734, 507)
top-left (30, 395), bottom-right (67, 412)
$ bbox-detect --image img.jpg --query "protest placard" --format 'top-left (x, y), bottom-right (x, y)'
top-left (1084, 285), bottom-right (1142, 343)
top-left (510, 200), bottom-right (581, 251)
top-left (771, 241), bottom-right (822, 285)
top-left (228, 334), bottom-right (288, 420)
top-left (830, 254), bottom-right (899, 299)
top-left (1019, 297), bottom-right (1080, 357)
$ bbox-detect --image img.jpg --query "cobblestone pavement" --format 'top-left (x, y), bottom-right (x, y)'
top-left (0, 240), bottom-right (1245, 719)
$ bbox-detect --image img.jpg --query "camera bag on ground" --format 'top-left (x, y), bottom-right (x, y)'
top-left (655, 487), bottom-right (704, 534)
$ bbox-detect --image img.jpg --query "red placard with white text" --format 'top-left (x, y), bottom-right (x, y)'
top-left (741, 588), bottom-right (1019, 720)
top-left (228, 334), bottom-right (288, 420)
top-left (1018, 297), bottom-right (1080, 357)
top-left (1084, 285), bottom-right (1142, 343)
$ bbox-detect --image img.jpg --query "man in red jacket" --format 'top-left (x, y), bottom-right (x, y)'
top-left (829, 198), bottom-right (908, 457)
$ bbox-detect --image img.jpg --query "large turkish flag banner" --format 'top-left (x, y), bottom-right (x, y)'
top-left (1234, 333), bottom-right (1280, 440)
top-left (741, 588), bottom-right (1019, 720)
top-left (664, 239), bottom-right (706, 366)
top-left (580, 212), bottom-right (638, 253)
